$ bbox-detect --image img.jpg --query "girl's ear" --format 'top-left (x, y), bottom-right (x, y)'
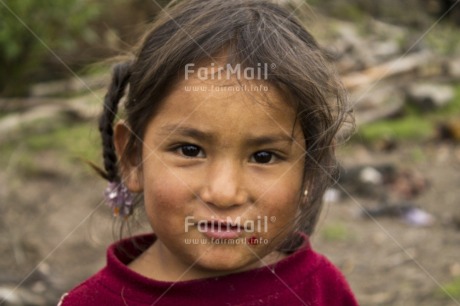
top-left (114, 122), bottom-right (143, 193)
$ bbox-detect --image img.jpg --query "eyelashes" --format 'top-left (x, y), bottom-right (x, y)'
top-left (172, 144), bottom-right (283, 164)
top-left (175, 144), bottom-right (205, 158)
top-left (250, 151), bottom-right (277, 164)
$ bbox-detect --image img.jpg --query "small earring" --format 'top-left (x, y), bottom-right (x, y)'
top-left (104, 181), bottom-right (134, 217)
top-left (303, 189), bottom-right (308, 197)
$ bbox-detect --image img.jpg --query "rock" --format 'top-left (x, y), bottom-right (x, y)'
top-left (0, 263), bottom-right (61, 305)
top-left (323, 188), bottom-right (341, 203)
top-left (406, 83), bottom-right (455, 111)
top-left (0, 287), bottom-right (21, 305)
top-left (351, 84), bottom-right (405, 125)
top-left (337, 164), bottom-right (397, 199)
top-left (370, 40), bottom-right (401, 61)
top-left (0, 285), bottom-right (47, 306)
top-left (335, 24), bottom-right (377, 68)
top-left (445, 57), bottom-right (460, 80)
top-left (360, 166), bottom-right (383, 185)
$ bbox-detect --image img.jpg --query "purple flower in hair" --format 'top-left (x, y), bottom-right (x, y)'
top-left (104, 182), bottom-right (134, 217)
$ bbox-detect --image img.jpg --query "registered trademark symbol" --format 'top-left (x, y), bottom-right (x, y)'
top-left (270, 216), bottom-right (276, 222)
top-left (270, 63), bottom-right (276, 70)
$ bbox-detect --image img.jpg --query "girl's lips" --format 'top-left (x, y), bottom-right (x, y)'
top-left (197, 221), bottom-right (244, 239)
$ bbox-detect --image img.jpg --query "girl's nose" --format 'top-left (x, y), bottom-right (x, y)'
top-left (199, 161), bottom-right (249, 209)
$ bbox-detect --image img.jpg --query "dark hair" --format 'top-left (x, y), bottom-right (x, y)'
top-left (98, 0), bottom-right (353, 248)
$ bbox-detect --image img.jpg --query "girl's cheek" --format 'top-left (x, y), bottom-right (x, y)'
top-left (143, 185), bottom-right (188, 234)
top-left (145, 170), bottom-right (196, 212)
top-left (263, 181), bottom-right (300, 216)
top-left (146, 180), bottom-right (186, 211)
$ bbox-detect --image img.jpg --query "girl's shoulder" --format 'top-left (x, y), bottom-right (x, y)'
top-left (273, 233), bottom-right (358, 305)
top-left (58, 268), bottom-right (108, 306)
top-left (303, 251), bottom-right (358, 305)
top-left (58, 234), bottom-right (155, 305)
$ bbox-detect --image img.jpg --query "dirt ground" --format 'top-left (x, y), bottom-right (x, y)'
top-left (315, 142), bottom-right (460, 306)
top-left (0, 138), bottom-right (459, 305)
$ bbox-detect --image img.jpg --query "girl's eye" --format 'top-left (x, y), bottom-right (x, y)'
top-left (176, 144), bottom-right (204, 158)
top-left (251, 151), bottom-right (275, 164)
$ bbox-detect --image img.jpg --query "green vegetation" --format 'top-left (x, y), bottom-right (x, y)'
top-left (425, 23), bottom-right (460, 56)
top-left (437, 277), bottom-right (460, 300)
top-left (321, 223), bottom-right (350, 242)
top-left (309, 0), bottom-right (431, 27)
top-left (0, 121), bottom-right (101, 177)
top-left (355, 84), bottom-right (460, 143)
top-left (357, 116), bottom-right (434, 142)
top-left (0, 0), bottom-right (100, 95)
top-left (26, 122), bottom-right (100, 160)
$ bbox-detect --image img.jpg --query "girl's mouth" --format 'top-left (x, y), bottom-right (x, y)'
top-left (197, 221), bottom-right (244, 239)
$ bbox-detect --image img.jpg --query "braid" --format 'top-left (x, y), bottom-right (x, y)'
top-left (99, 62), bottom-right (131, 182)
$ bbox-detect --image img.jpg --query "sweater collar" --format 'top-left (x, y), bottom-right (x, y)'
top-left (103, 233), bottom-right (318, 304)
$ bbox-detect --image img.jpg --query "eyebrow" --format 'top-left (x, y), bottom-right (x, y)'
top-left (158, 124), bottom-right (215, 142)
top-left (245, 135), bottom-right (294, 147)
top-left (158, 124), bottom-right (295, 146)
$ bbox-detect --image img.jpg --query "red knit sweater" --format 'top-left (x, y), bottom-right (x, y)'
top-left (59, 234), bottom-right (358, 305)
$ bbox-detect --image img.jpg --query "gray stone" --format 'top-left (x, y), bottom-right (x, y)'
top-left (446, 57), bottom-right (460, 80)
top-left (406, 83), bottom-right (455, 110)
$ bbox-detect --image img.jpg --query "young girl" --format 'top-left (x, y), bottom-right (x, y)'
top-left (61, 0), bottom-right (357, 305)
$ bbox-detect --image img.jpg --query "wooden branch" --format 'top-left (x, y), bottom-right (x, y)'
top-left (0, 93), bottom-right (102, 143)
top-left (341, 51), bottom-right (433, 90)
top-left (29, 74), bottom-right (108, 97)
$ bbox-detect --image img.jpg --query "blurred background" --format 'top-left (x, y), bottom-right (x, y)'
top-left (0, 0), bottom-right (459, 305)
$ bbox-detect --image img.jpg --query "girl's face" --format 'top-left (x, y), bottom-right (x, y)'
top-left (118, 69), bottom-right (306, 280)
